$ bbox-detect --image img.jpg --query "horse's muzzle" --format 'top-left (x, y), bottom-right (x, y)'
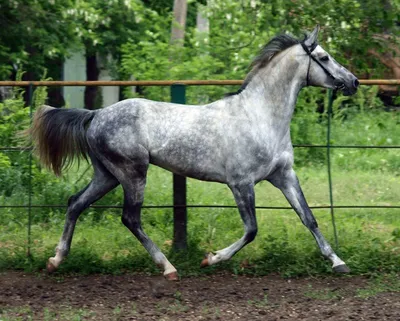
top-left (335, 76), bottom-right (359, 96)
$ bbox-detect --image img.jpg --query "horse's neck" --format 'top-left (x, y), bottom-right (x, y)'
top-left (238, 49), bottom-right (305, 128)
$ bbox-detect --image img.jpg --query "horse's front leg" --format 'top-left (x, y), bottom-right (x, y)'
top-left (201, 182), bottom-right (257, 267)
top-left (268, 168), bottom-right (350, 273)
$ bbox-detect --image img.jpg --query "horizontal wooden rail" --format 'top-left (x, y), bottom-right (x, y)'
top-left (0, 79), bottom-right (399, 86)
top-left (360, 79), bottom-right (400, 85)
top-left (0, 80), bottom-right (242, 86)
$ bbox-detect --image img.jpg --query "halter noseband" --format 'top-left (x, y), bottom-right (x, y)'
top-left (300, 42), bottom-right (336, 86)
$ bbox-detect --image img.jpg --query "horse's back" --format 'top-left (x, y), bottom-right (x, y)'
top-left (86, 98), bottom-right (229, 182)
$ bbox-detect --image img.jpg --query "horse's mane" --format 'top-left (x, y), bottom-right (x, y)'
top-left (226, 34), bottom-right (300, 97)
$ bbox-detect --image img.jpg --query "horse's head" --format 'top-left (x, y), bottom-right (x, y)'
top-left (301, 26), bottom-right (359, 96)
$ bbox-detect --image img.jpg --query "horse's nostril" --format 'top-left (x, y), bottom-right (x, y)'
top-left (353, 79), bottom-right (359, 88)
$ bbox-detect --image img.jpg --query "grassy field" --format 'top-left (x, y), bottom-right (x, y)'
top-left (1, 164), bottom-right (399, 277)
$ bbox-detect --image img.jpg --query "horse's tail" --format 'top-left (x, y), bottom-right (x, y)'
top-left (28, 105), bottom-right (96, 176)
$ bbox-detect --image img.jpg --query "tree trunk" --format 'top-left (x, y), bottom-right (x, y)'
top-left (22, 70), bottom-right (35, 106)
top-left (47, 57), bottom-right (65, 107)
top-left (170, 0), bottom-right (187, 46)
top-left (84, 52), bottom-right (99, 110)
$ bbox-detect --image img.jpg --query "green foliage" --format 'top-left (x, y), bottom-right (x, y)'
top-left (119, 0), bottom-right (399, 103)
top-left (0, 0), bottom-right (160, 80)
top-left (0, 84), bottom-right (30, 198)
top-left (0, 80), bottom-right (75, 220)
top-left (0, 92), bottom-right (29, 147)
top-left (71, 0), bottom-right (153, 79)
top-left (1, 0), bottom-right (398, 86)
top-left (0, 0), bottom-right (80, 79)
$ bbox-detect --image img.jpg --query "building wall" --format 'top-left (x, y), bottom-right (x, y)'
top-left (63, 50), bottom-right (86, 108)
top-left (63, 50), bottom-right (120, 108)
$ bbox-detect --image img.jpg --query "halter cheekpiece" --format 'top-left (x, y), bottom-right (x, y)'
top-left (300, 41), bottom-right (336, 86)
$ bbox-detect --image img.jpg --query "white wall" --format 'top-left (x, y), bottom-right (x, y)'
top-left (63, 51), bottom-right (120, 108)
top-left (63, 50), bottom-right (86, 108)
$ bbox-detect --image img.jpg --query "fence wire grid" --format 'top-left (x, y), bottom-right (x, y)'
top-left (0, 80), bottom-right (399, 253)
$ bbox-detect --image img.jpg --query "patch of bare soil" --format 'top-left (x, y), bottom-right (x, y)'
top-left (0, 271), bottom-right (399, 320)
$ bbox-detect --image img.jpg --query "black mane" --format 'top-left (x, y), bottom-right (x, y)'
top-left (226, 34), bottom-right (300, 97)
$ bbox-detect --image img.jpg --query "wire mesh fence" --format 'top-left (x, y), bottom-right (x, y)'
top-left (0, 80), bottom-right (399, 254)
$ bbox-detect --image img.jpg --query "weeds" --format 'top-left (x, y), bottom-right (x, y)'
top-left (247, 294), bottom-right (269, 307)
top-left (0, 306), bottom-right (34, 321)
top-left (0, 306), bottom-right (96, 321)
top-left (112, 306), bottom-right (123, 320)
top-left (356, 273), bottom-right (400, 298)
top-left (304, 285), bottom-right (343, 300)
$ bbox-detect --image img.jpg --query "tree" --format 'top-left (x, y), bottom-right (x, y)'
top-left (0, 0), bottom-right (167, 107)
top-left (67, 0), bottom-right (150, 109)
top-left (171, 0), bottom-right (188, 46)
top-left (1, 0), bottom-right (398, 107)
top-left (0, 0), bottom-right (79, 104)
top-left (0, 1), bottom-right (78, 80)
top-left (121, 0), bottom-right (399, 105)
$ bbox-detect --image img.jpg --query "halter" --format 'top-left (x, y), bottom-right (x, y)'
top-left (300, 42), bottom-right (336, 86)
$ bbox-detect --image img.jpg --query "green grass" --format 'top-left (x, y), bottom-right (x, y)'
top-left (304, 286), bottom-right (343, 300)
top-left (0, 165), bottom-right (399, 277)
top-left (302, 273), bottom-right (400, 301)
top-left (356, 273), bottom-right (400, 298)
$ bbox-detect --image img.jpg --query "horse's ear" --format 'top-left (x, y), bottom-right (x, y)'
top-left (304, 25), bottom-right (320, 48)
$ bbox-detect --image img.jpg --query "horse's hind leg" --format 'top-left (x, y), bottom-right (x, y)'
top-left (99, 152), bottom-right (178, 280)
top-left (201, 182), bottom-right (258, 267)
top-left (47, 156), bottom-right (119, 272)
top-left (268, 168), bottom-right (349, 273)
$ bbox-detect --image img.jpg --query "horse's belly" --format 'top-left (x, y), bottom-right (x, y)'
top-left (149, 151), bottom-right (227, 183)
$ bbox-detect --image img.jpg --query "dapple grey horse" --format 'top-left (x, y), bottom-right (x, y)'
top-left (29, 26), bottom-right (359, 280)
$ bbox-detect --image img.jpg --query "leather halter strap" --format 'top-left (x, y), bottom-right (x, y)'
top-left (300, 42), bottom-right (336, 86)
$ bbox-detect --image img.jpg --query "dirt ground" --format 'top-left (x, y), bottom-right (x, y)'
top-left (0, 271), bottom-right (399, 321)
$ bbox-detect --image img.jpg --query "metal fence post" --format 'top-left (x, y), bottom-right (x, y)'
top-left (327, 89), bottom-right (339, 249)
top-left (27, 83), bottom-right (33, 259)
top-left (171, 84), bottom-right (187, 250)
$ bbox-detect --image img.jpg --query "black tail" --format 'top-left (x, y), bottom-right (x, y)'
top-left (28, 106), bottom-right (96, 176)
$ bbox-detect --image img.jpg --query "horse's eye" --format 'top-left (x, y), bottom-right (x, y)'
top-left (320, 56), bottom-right (329, 62)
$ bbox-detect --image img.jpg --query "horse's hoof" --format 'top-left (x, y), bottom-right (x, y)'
top-left (333, 264), bottom-right (350, 273)
top-left (200, 257), bottom-right (209, 268)
top-left (47, 259), bottom-right (57, 274)
top-left (164, 271), bottom-right (179, 281)
top-left (201, 253), bottom-right (214, 268)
